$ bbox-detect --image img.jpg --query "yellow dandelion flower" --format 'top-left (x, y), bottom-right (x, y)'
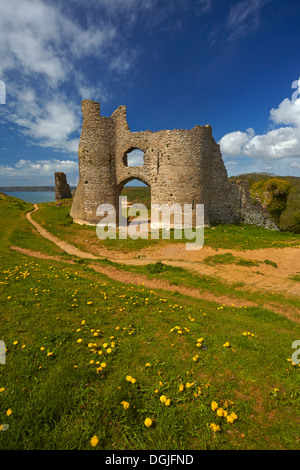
top-left (209, 423), bottom-right (220, 432)
top-left (130, 378), bottom-right (136, 384)
top-left (40, 347), bottom-right (45, 351)
top-left (77, 339), bottom-right (83, 343)
top-left (223, 342), bottom-right (230, 348)
top-left (126, 375), bottom-right (132, 382)
top-left (121, 401), bottom-right (130, 410)
top-left (144, 418), bottom-right (153, 428)
top-left (6, 409), bottom-right (12, 417)
top-left (0, 387), bottom-right (5, 392)
top-left (160, 395), bottom-right (167, 403)
top-left (100, 362), bottom-right (106, 368)
top-left (106, 348), bottom-right (112, 354)
top-left (90, 435), bottom-right (99, 447)
top-left (179, 384), bottom-right (184, 392)
top-left (165, 398), bottom-right (171, 406)
top-left (211, 401), bottom-right (218, 411)
top-left (216, 407), bottom-right (227, 417)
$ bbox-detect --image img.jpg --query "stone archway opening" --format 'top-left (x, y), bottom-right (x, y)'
top-left (119, 178), bottom-right (151, 227)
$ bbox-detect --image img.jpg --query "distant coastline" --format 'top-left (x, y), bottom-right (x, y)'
top-left (0, 186), bottom-right (76, 192)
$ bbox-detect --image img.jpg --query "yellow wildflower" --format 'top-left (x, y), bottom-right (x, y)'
top-left (90, 435), bottom-right (99, 447)
top-left (209, 423), bottom-right (220, 432)
top-left (121, 401), bottom-right (130, 410)
top-left (144, 418), bottom-right (153, 428)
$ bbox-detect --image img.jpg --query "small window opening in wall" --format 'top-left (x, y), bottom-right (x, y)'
top-left (85, 181), bottom-right (88, 184)
top-left (123, 148), bottom-right (144, 167)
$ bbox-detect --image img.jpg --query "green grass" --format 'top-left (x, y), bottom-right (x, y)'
top-left (30, 199), bottom-right (300, 254)
top-left (0, 193), bottom-right (300, 450)
top-left (204, 253), bottom-right (278, 268)
top-left (91, 259), bottom-right (300, 314)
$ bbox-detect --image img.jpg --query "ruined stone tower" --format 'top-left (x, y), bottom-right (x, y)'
top-left (55, 172), bottom-right (72, 201)
top-left (70, 100), bottom-right (275, 229)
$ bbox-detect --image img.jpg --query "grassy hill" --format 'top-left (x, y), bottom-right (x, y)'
top-left (0, 192), bottom-right (300, 450)
top-left (229, 173), bottom-right (300, 233)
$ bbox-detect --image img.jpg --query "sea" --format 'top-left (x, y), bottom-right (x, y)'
top-left (4, 191), bottom-right (56, 204)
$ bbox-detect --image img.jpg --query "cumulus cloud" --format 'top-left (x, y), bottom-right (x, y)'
top-left (0, 0), bottom-right (127, 156)
top-left (0, 159), bottom-right (78, 185)
top-left (0, 0), bottom-right (116, 86)
top-left (219, 77), bottom-right (300, 173)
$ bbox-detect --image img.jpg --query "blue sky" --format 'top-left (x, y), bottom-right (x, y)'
top-left (0, 0), bottom-right (300, 187)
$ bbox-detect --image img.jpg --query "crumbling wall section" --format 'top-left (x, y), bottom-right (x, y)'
top-left (235, 180), bottom-right (279, 230)
top-left (55, 172), bottom-right (72, 200)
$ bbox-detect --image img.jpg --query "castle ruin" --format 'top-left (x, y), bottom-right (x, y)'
top-left (70, 100), bottom-right (276, 229)
top-left (55, 172), bottom-right (72, 201)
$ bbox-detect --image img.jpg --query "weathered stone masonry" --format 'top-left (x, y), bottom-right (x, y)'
top-left (70, 100), bottom-right (276, 229)
top-left (55, 172), bottom-right (72, 201)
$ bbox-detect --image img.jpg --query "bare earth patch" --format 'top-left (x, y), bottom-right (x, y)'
top-left (15, 204), bottom-right (300, 323)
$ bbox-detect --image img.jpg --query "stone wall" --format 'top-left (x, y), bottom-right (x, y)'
top-left (70, 100), bottom-right (277, 230)
top-left (55, 172), bottom-right (72, 200)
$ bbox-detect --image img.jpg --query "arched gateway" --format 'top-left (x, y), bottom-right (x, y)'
top-left (70, 100), bottom-right (276, 230)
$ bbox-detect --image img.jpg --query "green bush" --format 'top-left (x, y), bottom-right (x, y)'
top-left (251, 178), bottom-right (292, 225)
top-left (279, 190), bottom-right (300, 233)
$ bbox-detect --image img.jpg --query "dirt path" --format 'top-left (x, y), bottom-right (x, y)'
top-left (26, 205), bottom-right (99, 260)
top-left (17, 204), bottom-right (300, 321)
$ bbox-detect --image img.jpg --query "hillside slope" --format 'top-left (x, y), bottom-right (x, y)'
top-left (229, 173), bottom-right (300, 233)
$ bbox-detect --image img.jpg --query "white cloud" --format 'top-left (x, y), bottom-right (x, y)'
top-left (0, 159), bottom-right (78, 184)
top-left (219, 78), bottom-right (300, 173)
top-left (0, 0), bottom-right (116, 87)
top-left (7, 85), bottom-right (81, 155)
top-left (226, 0), bottom-right (268, 41)
top-left (219, 128), bottom-right (254, 157)
top-left (0, 0), bottom-right (131, 155)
